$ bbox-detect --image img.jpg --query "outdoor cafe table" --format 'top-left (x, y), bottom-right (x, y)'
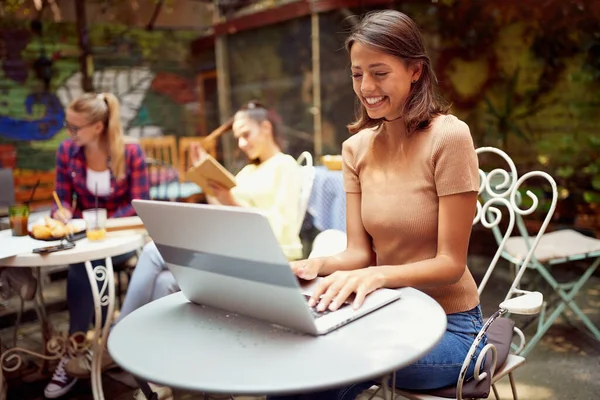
top-left (108, 287), bottom-right (447, 398)
top-left (0, 227), bottom-right (145, 400)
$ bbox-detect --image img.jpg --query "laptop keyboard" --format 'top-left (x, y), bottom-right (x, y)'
top-left (303, 294), bottom-right (349, 319)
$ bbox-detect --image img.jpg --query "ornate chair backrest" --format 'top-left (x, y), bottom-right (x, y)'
top-left (474, 147), bottom-right (558, 302)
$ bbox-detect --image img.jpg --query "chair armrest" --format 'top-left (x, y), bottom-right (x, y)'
top-left (511, 326), bottom-right (526, 355)
top-left (473, 343), bottom-right (498, 383)
top-left (455, 309), bottom-right (504, 400)
top-left (500, 291), bottom-right (543, 315)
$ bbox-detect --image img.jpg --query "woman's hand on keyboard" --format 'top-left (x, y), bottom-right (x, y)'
top-left (290, 258), bottom-right (323, 280)
top-left (309, 267), bottom-right (385, 311)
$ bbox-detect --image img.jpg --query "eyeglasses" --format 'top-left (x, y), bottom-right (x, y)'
top-left (240, 100), bottom-right (267, 111)
top-left (63, 120), bottom-right (96, 134)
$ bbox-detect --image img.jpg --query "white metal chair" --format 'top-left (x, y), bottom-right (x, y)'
top-left (485, 181), bottom-right (600, 357)
top-left (280, 152), bottom-right (315, 258)
top-left (367, 147), bottom-right (557, 400)
top-left (296, 151), bottom-right (316, 235)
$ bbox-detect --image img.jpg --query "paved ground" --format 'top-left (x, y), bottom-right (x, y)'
top-left (2, 254), bottom-right (599, 400)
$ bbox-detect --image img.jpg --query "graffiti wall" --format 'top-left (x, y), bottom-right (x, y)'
top-left (0, 20), bottom-right (209, 171)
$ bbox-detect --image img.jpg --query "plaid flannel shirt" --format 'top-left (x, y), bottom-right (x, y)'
top-left (52, 139), bottom-right (150, 219)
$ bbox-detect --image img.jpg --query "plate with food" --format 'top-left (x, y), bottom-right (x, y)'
top-left (29, 216), bottom-right (86, 241)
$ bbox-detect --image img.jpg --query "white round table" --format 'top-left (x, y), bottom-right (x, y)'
top-left (0, 229), bottom-right (144, 267)
top-left (108, 288), bottom-right (447, 396)
top-left (0, 229), bottom-right (145, 400)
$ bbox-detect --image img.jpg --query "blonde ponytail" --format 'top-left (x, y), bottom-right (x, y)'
top-left (102, 93), bottom-right (125, 179)
top-left (68, 92), bottom-right (126, 179)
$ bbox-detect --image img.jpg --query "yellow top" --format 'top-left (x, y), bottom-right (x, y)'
top-left (232, 153), bottom-right (303, 260)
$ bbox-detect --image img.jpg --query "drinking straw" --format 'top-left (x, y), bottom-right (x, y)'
top-left (52, 191), bottom-right (65, 213)
top-left (95, 183), bottom-right (99, 228)
top-left (26, 179), bottom-right (41, 206)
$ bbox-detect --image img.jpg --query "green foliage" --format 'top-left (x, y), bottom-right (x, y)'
top-left (537, 134), bottom-right (600, 206)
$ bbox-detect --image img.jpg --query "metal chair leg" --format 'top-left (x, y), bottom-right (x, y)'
top-left (508, 372), bottom-right (518, 400)
top-left (521, 258), bottom-right (600, 356)
top-left (134, 377), bottom-right (159, 400)
top-left (12, 297), bottom-right (23, 348)
top-left (492, 383), bottom-right (500, 400)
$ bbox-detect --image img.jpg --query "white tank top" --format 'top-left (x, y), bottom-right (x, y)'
top-left (87, 169), bottom-right (111, 196)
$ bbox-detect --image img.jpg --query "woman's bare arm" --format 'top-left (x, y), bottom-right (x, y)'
top-left (375, 191), bottom-right (478, 288)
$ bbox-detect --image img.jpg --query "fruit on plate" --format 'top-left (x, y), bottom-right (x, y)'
top-left (30, 217), bottom-right (83, 240)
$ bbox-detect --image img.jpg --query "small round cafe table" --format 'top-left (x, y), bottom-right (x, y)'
top-left (0, 228), bottom-right (145, 400)
top-left (109, 288), bottom-right (447, 397)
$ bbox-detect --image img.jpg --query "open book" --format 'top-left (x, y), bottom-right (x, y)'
top-left (185, 154), bottom-right (236, 196)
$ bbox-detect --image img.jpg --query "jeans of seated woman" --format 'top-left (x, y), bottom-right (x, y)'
top-left (114, 241), bottom-right (180, 326)
top-left (267, 305), bottom-right (486, 400)
top-left (68, 251), bottom-right (137, 335)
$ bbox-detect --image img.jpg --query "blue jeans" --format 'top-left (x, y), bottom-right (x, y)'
top-left (267, 305), bottom-right (486, 400)
top-left (67, 251), bottom-right (136, 335)
top-left (114, 241), bottom-right (179, 326)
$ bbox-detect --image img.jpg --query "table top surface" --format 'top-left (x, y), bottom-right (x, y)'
top-left (108, 288), bottom-right (447, 396)
top-left (0, 229), bottom-right (145, 267)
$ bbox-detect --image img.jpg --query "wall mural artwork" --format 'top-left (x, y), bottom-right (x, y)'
top-left (56, 67), bottom-right (156, 138)
top-left (0, 92), bottom-right (64, 141)
top-left (0, 21), bottom-right (201, 171)
top-left (0, 66), bottom-right (197, 142)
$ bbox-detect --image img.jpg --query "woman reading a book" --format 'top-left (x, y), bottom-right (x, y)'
top-left (64, 101), bottom-right (304, 388)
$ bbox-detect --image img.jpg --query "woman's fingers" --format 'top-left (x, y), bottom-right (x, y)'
top-left (290, 260), bottom-right (303, 274)
top-left (316, 276), bottom-right (346, 312)
top-left (190, 143), bottom-right (208, 165)
top-left (207, 179), bottom-right (225, 191)
top-left (329, 283), bottom-right (356, 311)
top-left (297, 262), bottom-right (318, 280)
top-left (308, 278), bottom-right (332, 307)
top-left (55, 209), bottom-right (72, 223)
top-left (353, 283), bottom-right (370, 310)
top-left (207, 180), bottom-right (224, 195)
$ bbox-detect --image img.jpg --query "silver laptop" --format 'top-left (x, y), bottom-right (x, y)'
top-left (132, 199), bottom-right (401, 335)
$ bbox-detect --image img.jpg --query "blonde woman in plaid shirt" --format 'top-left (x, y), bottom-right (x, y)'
top-left (45, 92), bottom-right (149, 398)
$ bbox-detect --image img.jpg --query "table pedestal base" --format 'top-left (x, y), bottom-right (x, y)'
top-left (0, 256), bottom-right (115, 400)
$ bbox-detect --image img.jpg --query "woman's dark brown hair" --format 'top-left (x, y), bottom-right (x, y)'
top-left (236, 100), bottom-right (283, 148)
top-left (345, 10), bottom-right (449, 135)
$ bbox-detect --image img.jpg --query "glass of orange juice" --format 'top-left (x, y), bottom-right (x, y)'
top-left (82, 208), bottom-right (107, 241)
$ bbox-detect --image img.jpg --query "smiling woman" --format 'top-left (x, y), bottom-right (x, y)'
top-left (273, 10), bottom-right (484, 400)
top-left (346, 10), bottom-right (449, 134)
